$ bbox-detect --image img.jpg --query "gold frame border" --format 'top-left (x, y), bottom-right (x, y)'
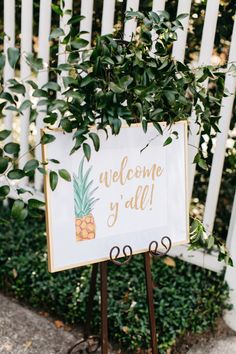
top-left (42, 121), bottom-right (189, 273)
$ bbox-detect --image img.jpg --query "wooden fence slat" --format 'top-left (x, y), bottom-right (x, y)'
top-left (35, 0), bottom-right (52, 191)
top-left (101, 0), bottom-right (116, 35)
top-left (188, 0), bottom-right (220, 200)
top-left (203, 15), bottom-right (236, 232)
top-left (172, 0), bottom-right (192, 63)
top-left (3, 0), bottom-right (15, 133)
top-left (124, 0), bottom-right (140, 42)
top-left (80, 0), bottom-right (94, 45)
top-left (19, 0), bottom-right (33, 171)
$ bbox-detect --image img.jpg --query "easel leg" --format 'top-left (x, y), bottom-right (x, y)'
top-left (84, 263), bottom-right (98, 337)
top-left (100, 261), bottom-right (108, 354)
top-left (144, 253), bottom-right (158, 354)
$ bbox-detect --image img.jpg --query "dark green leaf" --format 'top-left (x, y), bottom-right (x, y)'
top-left (28, 198), bottom-right (45, 209)
top-left (49, 27), bottom-right (65, 39)
top-left (11, 200), bottom-right (28, 220)
top-left (0, 157), bottom-right (8, 174)
top-left (49, 171), bottom-right (58, 191)
top-left (89, 132), bottom-right (100, 152)
top-left (83, 143), bottom-right (91, 161)
top-left (67, 15), bottom-right (85, 25)
top-left (71, 38), bottom-right (89, 49)
top-left (49, 159), bottom-right (60, 164)
top-left (42, 82), bottom-right (61, 91)
top-left (33, 89), bottom-right (49, 98)
top-left (163, 136), bottom-right (173, 146)
top-left (7, 169), bottom-right (25, 180)
top-left (7, 47), bottom-right (20, 69)
top-left (9, 83), bottom-right (26, 95)
top-left (26, 80), bottom-right (38, 89)
top-left (51, 4), bottom-right (63, 16)
top-left (0, 53), bottom-right (5, 70)
top-left (4, 142), bottom-right (20, 154)
top-left (59, 169), bottom-right (71, 182)
top-left (110, 82), bottom-right (124, 93)
top-left (153, 122), bottom-right (163, 135)
top-left (198, 159), bottom-right (208, 171)
top-left (19, 100), bottom-right (32, 112)
top-left (80, 75), bottom-right (94, 88)
top-left (41, 133), bottom-right (56, 145)
top-left (23, 159), bottom-right (39, 173)
top-left (0, 185), bottom-right (10, 197)
top-left (0, 130), bottom-right (11, 141)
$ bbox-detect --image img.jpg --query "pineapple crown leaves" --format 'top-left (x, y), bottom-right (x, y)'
top-left (73, 157), bottom-right (99, 218)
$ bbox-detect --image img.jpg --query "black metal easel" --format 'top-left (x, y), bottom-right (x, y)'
top-left (68, 236), bottom-right (172, 354)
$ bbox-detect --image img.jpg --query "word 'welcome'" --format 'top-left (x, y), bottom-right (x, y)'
top-left (99, 156), bottom-right (164, 227)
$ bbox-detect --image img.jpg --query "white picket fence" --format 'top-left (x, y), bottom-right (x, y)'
top-left (2, 0), bottom-right (236, 330)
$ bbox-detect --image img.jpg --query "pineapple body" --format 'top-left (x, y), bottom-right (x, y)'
top-left (75, 213), bottom-right (96, 241)
top-left (73, 158), bottom-right (99, 242)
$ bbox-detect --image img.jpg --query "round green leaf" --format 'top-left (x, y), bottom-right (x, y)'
top-left (59, 169), bottom-right (71, 182)
top-left (11, 200), bottom-right (28, 221)
top-left (7, 169), bottom-right (25, 180)
top-left (0, 185), bottom-right (10, 197)
top-left (49, 171), bottom-right (58, 191)
top-left (4, 142), bottom-right (20, 154)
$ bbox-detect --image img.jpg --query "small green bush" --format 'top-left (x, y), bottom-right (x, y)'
top-left (0, 205), bottom-right (231, 353)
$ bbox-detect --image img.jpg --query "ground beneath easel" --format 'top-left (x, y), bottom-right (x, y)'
top-left (0, 293), bottom-right (235, 354)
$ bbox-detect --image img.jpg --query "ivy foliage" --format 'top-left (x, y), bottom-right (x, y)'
top-left (0, 8), bottom-right (233, 264)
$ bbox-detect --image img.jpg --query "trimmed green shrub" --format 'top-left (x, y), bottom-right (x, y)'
top-left (0, 205), bottom-right (231, 353)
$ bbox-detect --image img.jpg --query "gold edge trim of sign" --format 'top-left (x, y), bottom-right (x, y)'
top-left (42, 121), bottom-right (189, 273)
top-left (50, 239), bottom-right (189, 273)
top-left (41, 128), bottom-right (54, 273)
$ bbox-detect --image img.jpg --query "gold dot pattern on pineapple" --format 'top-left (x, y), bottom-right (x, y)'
top-left (75, 214), bottom-right (96, 241)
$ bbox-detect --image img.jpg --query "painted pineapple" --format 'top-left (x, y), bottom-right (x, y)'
top-left (73, 158), bottom-right (99, 241)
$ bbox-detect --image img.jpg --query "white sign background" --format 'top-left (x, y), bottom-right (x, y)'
top-left (43, 122), bottom-right (189, 272)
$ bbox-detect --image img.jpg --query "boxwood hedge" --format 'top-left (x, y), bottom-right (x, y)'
top-left (0, 205), bottom-right (231, 353)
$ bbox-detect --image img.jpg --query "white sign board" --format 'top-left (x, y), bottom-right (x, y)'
top-left (43, 122), bottom-right (189, 272)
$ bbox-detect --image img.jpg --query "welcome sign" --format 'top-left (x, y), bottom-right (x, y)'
top-left (43, 122), bottom-right (188, 272)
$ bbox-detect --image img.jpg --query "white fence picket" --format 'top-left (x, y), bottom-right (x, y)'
top-left (124, 0), bottom-right (140, 42)
top-left (58, 0), bottom-right (73, 67)
top-left (224, 192), bottom-right (236, 331)
top-left (152, 0), bottom-right (165, 12)
top-left (80, 0), bottom-right (94, 45)
top-left (19, 0), bottom-right (33, 171)
top-left (172, 0), bottom-right (192, 63)
top-left (3, 0), bottom-right (15, 134)
top-left (35, 0), bottom-right (52, 191)
top-left (101, 0), bottom-right (116, 35)
top-left (203, 15), bottom-right (236, 233)
top-left (57, 0), bottom-right (73, 97)
top-left (188, 0), bottom-right (220, 199)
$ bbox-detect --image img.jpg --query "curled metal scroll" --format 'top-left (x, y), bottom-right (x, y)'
top-left (67, 335), bottom-right (100, 354)
top-left (149, 236), bottom-right (172, 258)
top-left (109, 245), bottom-right (133, 266)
